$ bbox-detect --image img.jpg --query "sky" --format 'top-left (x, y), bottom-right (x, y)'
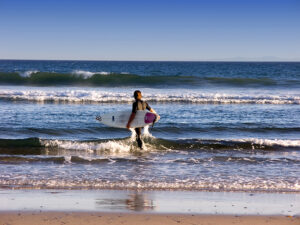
top-left (0, 0), bottom-right (299, 61)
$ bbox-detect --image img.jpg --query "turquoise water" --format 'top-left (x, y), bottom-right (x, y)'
top-left (0, 60), bottom-right (299, 192)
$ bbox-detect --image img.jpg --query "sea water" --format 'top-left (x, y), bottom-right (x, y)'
top-left (0, 60), bottom-right (299, 192)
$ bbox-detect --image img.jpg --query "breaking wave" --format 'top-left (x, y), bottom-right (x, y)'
top-left (0, 137), bottom-right (299, 153)
top-left (0, 89), bottom-right (299, 104)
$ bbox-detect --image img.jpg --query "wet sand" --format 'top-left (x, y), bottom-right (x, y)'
top-left (1, 189), bottom-right (299, 215)
top-left (1, 189), bottom-right (299, 225)
top-left (0, 212), bottom-right (299, 225)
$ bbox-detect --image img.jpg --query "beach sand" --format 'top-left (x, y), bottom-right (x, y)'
top-left (0, 212), bottom-right (299, 225)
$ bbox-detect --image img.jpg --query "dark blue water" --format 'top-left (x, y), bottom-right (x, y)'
top-left (0, 60), bottom-right (299, 88)
top-left (0, 60), bottom-right (299, 192)
top-left (1, 60), bottom-right (300, 78)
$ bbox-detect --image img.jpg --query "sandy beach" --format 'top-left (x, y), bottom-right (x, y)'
top-left (0, 212), bottom-right (299, 225)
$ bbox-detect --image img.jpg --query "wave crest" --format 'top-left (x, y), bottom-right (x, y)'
top-left (71, 70), bottom-right (111, 78)
top-left (0, 71), bottom-right (299, 87)
top-left (0, 89), bottom-right (299, 104)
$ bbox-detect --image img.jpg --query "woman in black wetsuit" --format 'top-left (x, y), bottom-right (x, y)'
top-left (126, 90), bottom-right (158, 149)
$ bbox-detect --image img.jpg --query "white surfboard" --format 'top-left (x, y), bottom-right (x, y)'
top-left (96, 110), bottom-right (159, 128)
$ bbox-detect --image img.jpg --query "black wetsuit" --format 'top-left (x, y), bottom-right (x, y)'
top-left (132, 100), bottom-right (151, 148)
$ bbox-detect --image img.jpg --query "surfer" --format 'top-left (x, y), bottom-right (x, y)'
top-left (126, 90), bottom-right (158, 149)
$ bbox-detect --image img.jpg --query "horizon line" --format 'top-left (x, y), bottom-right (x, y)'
top-left (0, 58), bottom-right (300, 63)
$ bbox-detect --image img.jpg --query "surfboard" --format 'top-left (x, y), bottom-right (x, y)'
top-left (96, 110), bottom-right (159, 128)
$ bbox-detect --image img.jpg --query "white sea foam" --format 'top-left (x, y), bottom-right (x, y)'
top-left (18, 70), bottom-right (39, 77)
top-left (40, 137), bottom-right (300, 155)
top-left (63, 155), bottom-right (72, 163)
top-left (235, 138), bottom-right (300, 147)
top-left (42, 139), bottom-right (131, 153)
top-left (72, 70), bottom-right (111, 78)
top-left (191, 138), bottom-right (300, 148)
top-left (40, 128), bottom-right (156, 154)
top-left (0, 178), bottom-right (299, 192)
top-left (0, 88), bottom-right (299, 104)
top-left (143, 125), bottom-right (154, 138)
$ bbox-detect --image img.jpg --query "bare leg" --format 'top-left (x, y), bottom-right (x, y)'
top-left (135, 127), bottom-right (143, 149)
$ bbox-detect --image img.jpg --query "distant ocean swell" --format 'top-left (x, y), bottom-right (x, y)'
top-left (0, 71), bottom-right (299, 87)
top-left (0, 89), bottom-right (299, 104)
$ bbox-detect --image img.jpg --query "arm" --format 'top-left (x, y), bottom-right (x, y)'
top-left (126, 112), bottom-right (135, 129)
top-left (146, 102), bottom-right (156, 114)
top-left (127, 102), bottom-right (137, 129)
top-left (150, 108), bottom-right (156, 114)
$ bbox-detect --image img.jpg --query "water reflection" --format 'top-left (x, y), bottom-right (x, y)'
top-left (95, 191), bottom-right (155, 212)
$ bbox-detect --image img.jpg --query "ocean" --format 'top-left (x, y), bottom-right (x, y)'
top-left (0, 60), bottom-right (299, 192)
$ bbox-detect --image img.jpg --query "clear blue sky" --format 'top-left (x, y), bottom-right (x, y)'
top-left (0, 0), bottom-right (299, 61)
